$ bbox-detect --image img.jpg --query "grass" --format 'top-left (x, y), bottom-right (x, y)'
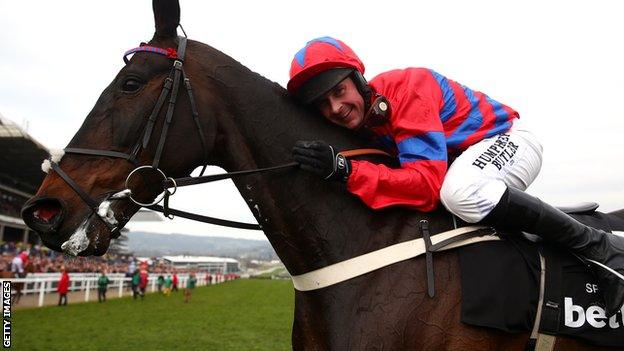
top-left (252, 267), bottom-right (290, 279)
top-left (12, 279), bottom-right (295, 351)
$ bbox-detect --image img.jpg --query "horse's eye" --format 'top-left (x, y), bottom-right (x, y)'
top-left (121, 78), bottom-right (143, 93)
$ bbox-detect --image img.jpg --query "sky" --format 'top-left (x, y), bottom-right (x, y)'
top-left (1, 1), bottom-right (623, 241)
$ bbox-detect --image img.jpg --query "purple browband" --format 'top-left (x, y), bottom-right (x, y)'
top-left (123, 45), bottom-right (178, 64)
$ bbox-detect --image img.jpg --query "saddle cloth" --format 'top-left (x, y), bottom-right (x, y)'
top-left (458, 209), bottom-right (624, 348)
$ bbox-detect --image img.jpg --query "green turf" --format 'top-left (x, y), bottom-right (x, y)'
top-left (12, 279), bottom-right (295, 351)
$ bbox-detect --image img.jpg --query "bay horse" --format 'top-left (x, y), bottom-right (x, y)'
top-left (20, 0), bottom-right (622, 349)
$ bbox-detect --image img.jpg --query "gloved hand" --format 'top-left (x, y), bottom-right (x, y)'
top-left (292, 140), bottom-right (351, 182)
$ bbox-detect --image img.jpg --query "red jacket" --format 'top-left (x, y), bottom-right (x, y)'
top-left (287, 38), bottom-right (518, 212)
top-left (57, 272), bottom-right (70, 294)
top-left (347, 68), bottom-right (518, 211)
top-left (139, 271), bottom-right (149, 289)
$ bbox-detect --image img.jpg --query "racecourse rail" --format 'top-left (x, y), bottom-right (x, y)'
top-left (1, 272), bottom-right (232, 307)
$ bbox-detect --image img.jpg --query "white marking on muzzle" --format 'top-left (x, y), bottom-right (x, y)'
top-left (61, 219), bottom-right (90, 256)
top-left (60, 190), bottom-right (127, 256)
top-left (41, 149), bottom-right (65, 173)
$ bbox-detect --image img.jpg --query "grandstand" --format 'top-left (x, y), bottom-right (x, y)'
top-left (162, 255), bottom-right (240, 273)
top-left (0, 113), bottom-right (48, 246)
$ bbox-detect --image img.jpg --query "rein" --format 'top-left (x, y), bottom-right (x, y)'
top-left (46, 31), bottom-right (393, 234)
top-left (141, 146), bottom-right (392, 228)
top-left (140, 162), bottom-right (300, 230)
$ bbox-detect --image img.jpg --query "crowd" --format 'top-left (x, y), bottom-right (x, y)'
top-left (0, 241), bottom-right (134, 274)
top-left (1, 240), bottom-right (241, 306)
top-left (0, 192), bottom-right (24, 218)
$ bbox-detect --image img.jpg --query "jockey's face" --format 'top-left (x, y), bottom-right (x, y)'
top-left (314, 77), bottom-right (365, 130)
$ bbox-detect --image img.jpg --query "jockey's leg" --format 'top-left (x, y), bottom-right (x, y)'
top-left (440, 128), bottom-right (543, 223)
top-left (482, 186), bottom-right (624, 317)
top-left (441, 127), bottom-right (624, 316)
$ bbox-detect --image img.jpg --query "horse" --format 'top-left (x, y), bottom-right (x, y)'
top-left (19, 0), bottom-right (623, 349)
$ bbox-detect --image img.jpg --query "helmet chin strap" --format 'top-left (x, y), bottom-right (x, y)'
top-left (358, 93), bottom-right (391, 130)
top-left (350, 71), bottom-right (373, 111)
top-left (349, 70), bottom-right (391, 129)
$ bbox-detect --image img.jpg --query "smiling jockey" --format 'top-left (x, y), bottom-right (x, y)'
top-left (288, 36), bottom-right (624, 316)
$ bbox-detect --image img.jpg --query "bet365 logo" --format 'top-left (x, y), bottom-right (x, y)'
top-left (565, 285), bottom-right (624, 329)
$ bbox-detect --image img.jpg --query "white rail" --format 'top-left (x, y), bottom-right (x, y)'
top-left (1, 273), bottom-right (232, 307)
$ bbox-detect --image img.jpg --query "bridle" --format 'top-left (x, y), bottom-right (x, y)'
top-left (48, 34), bottom-right (271, 237)
top-left (47, 32), bottom-right (391, 239)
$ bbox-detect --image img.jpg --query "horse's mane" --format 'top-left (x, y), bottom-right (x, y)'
top-left (187, 40), bottom-right (376, 156)
top-left (183, 39), bottom-right (456, 274)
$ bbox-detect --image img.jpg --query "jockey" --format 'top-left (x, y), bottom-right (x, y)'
top-left (11, 251), bottom-right (27, 277)
top-left (19, 251), bottom-right (29, 264)
top-left (288, 36), bottom-right (624, 316)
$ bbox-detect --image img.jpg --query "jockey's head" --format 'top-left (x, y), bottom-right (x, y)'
top-left (287, 37), bottom-right (372, 130)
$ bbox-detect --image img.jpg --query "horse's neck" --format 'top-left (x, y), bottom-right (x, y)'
top-left (204, 61), bottom-right (450, 274)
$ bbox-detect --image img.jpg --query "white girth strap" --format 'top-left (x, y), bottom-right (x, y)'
top-left (291, 226), bottom-right (500, 291)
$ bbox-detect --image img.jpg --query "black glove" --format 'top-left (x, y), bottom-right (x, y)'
top-left (292, 140), bottom-right (351, 182)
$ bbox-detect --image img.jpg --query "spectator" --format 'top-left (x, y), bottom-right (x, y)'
top-left (97, 270), bottom-right (110, 302)
top-left (127, 259), bottom-right (136, 276)
top-left (163, 275), bottom-right (173, 297)
top-left (157, 274), bottom-right (165, 293)
top-left (57, 266), bottom-right (69, 306)
top-left (172, 272), bottom-right (179, 292)
top-left (10, 252), bottom-right (25, 278)
top-left (184, 272), bottom-right (197, 303)
top-left (138, 267), bottom-right (149, 300)
top-left (125, 258), bottom-right (136, 292)
top-left (131, 269), bottom-right (140, 300)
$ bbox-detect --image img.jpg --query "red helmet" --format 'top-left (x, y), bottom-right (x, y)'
top-left (287, 37), bottom-right (365, 103)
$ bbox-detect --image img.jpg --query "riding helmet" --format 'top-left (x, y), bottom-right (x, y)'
top-left (288, 37), bottom-right (370, 104)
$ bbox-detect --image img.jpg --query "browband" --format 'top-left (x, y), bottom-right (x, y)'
top-left (123, 45), bottom-right (178, 64)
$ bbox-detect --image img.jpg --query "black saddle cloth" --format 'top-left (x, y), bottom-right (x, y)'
top-left (458, 210), bottom-right (624, 348)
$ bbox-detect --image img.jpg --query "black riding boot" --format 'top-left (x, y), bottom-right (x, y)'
top-left (482, 187), bottom-right (624, 317)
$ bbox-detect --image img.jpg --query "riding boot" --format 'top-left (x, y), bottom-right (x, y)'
top-left (481, 187), bottom-right (624, 317)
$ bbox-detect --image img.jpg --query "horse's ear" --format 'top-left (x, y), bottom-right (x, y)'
top-left (152, 0), bottom-right (180, 40)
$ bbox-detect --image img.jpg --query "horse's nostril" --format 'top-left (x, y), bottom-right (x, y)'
top-left (33, 203), bottom-right (60, 222)
top-left (22, 197), bottom-right (64, 231)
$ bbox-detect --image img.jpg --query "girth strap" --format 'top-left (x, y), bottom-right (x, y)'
top-left (291, 226), bottom-right (497, 291)
top-left (421, 220), bottom-right (436, 297)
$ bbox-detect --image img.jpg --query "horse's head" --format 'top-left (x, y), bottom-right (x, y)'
top-left (21, 0), bottom-right (217, 256)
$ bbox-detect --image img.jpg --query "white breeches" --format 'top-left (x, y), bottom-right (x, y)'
top-left (440, 125), bottom-right (543, 223)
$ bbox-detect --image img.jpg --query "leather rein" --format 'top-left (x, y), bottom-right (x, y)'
top-left (47, 34), bottom-right (391, 235)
